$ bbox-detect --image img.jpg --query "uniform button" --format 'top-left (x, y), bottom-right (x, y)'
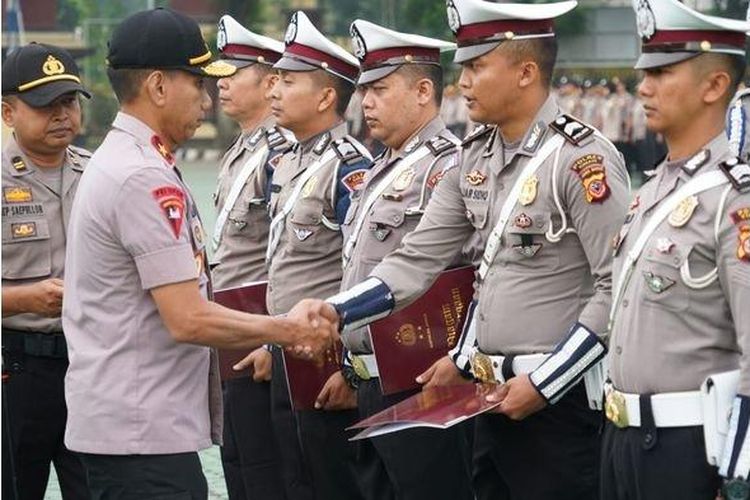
top-left (392, 215), bottom-right (399, 223)
top-left (479, 313), bottom-right (486, 321)
top-left (622, 299), bottom-right (629, 308)
top-left (615, 346), bottom-right (622, 355)
top-left (673, 257), bottom-right (680, 265)
top-left (644, 432), bottom-right (654, 445)
top-left (497, 183), bottom-right (505, 191)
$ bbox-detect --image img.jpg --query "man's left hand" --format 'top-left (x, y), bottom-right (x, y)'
top-left (486, 374), bottom-right (547, 420)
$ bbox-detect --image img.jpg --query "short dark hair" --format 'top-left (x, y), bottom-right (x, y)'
top-left (501, 37), bottom-right (558, 88)
top-left (395, 63), bottom-right (444, 107)
top-left (692, 53), bottom-right (747, 103)
top-left (106, 67), bottom-right (153, 104)
top-left (312, 70), bottom-right (355, 117)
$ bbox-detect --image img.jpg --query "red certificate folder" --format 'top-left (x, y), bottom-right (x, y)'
top-left (213, 281), bottom-right (269, 381)
top-left (368, 266), bottom-right (475, 395)
top-left (282, 344), bottom-right (343, 411)
top-left (348, 383), bottom-right (498, 440)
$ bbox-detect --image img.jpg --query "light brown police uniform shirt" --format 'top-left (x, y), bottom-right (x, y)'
top-left (340, 117), bottom-right (461, 353)
top-left (609, 133), bottom-right (750, 395)
top-left (211, 116), bottom-right (292, 289)
top-left (266, 122), bottom-right (370, 315)
top-left (63, 112), bottom-right (222, 454)
top-left (2, 136), bottom-right (88, 333)
top-left (370, 95), bottom-right (630, 354)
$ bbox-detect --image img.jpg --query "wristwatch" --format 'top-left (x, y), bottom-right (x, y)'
top-left (724, 478), bottom-right (750, 500)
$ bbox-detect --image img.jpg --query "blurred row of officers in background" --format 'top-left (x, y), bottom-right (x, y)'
top-left (2, 0), bottom-right (750, 499)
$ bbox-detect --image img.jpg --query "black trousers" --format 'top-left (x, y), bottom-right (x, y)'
top-left (600, 421), bottom-right (721, 500)
top-left (79, 452), bottom-right (207, 500)
top-left (472, 382), bottom-right (601, 500)
top-left (356, 378), bottom-right (474, 500)
top-left (270, 347), bottom-right (314, 500)
top-left (220, 377), bottom-right (286, 500)
top-left (2, 341), bottom-right (89, 500)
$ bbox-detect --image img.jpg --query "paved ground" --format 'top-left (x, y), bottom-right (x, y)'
top-left (45, 160), bottom-right (229, 499)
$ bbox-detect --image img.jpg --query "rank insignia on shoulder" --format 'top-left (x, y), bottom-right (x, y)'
top-left (681, 149), bottom-right (710, 176)
top-left (152, 185), bottom-right (185, 239)
top-left (266, 127), bottom-right (289, 149)
top-left (313, 132), bottom-right (332, 155)
top-left (11, 222), bottom-right (36, 239)
top-left (333, 137), bottom-right (368, 164)
top-left (151, 135), bottom-right (175, 165)
top-left (719, 158), bottom-right (750, 193)
top-left (668, 195), bottom-right (699, 227)
top-left (571, 154), bottom-right (610, 203)
top-left (465, 170), bottom-right (487, 186)
top-left (461, 124), bottom-right (492, 146)
top-left (3, 187), bottom-right (32, 203)
top-left (11, 156), bottom-right (27, 173)
top-left (341, 169), bottom-right (367, 192)
top-left (426, 135), bottom-right (457, 156)
top-left (550, 115), bottom-right (594, 145)
top-left (738, 225), bottom-right (750, 262)
top-left (642, 271), bottom-right (675, 294)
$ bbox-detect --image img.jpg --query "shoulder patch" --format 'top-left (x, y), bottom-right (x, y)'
top-left (426, 135), bottom-right (458, 157)
top-left (333, 137), bottom-right (365, 165)
top-left (719, 158), bottom-right (750, 193)
top-left (152, 185), bottom-right (186, 239)
top-left (571, 154), bottom-right (610, 203)
top-left (266, 126), bottom-right (290, 150)
top-left (549, 115), bottom-right (594, 146)
top-left (341, 169), bottom-right (367, 193)
top-left (461, 124), bottom-right (493, 146)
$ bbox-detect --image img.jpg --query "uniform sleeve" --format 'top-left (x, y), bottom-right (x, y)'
top-left (716, 193), bottom-right (750, 480)
top-left (114, 167), bottom-right (198, 290)
top-left (335, 157), bottom-right (372, 225)
top-left (529, 138), bottom-right (630, 404)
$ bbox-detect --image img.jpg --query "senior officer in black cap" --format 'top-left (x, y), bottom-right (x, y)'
top-left (296, 0), bottom-right (631, 498)
top-left (62, 9), bottom-right (338, 500)
top-left (1, 42), bottom-right (92, 500)
top-left (212, 15), bottom-right (294, 500)
top-left (602, 1), bottom-right (750, 499)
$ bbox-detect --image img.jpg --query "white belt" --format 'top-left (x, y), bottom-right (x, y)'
top-left (351, 353), bottom-right (379, 380)
top-left (604, 383), bottom-right (703, 428)
top-left (469, 349), bottom-right (548, 384)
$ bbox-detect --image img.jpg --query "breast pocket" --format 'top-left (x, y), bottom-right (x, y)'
top-left (641, 243), bottom-right (690, 312)
top-left (363, 204), bottom-right (419, 259)
top-left (288, 198), bottom-right (334, 254)
top-left (226, 203), bottom-right (268, 240)
top-left (2, 218), bottom-right (52, 280)
top-left (505, 211), bottom-right (559, 269)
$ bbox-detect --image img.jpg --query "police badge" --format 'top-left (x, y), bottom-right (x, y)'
top-left (217, 19), bottom-right (227, 51)
top-left (285, 14), bottom-right (298, 45)
top-left (446, 0), bottom-right (461, 34)
top-left (350, 24), bottom-right (367, 60)
top-left (634, 0), bottom-right (656, 42)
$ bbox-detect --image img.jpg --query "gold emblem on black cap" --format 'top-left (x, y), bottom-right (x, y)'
top-left (42, 55), bottom-right (65, 76)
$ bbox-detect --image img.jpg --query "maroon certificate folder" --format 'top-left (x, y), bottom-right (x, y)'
top-left (348, 383), bottom-right (499, 440)
top-left (282, 344), bottom-right (343, 411)
top-left (213, 281), bottom-right (268, 381)
top-left (369, 266), bottom-right (475, 395)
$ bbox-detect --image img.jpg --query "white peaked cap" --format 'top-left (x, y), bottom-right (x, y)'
top-left (446, 0), bottom-right (577, 63)
top-left (350, 19), bottom-right (455, 84)
top-left (274, 11), bottom-right (359, 83)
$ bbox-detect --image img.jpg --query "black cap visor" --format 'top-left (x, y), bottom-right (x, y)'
top-left (15, 79), bottom-right (91, 108)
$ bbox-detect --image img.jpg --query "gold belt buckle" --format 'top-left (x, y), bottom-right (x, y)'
top-left (470, 352), bottom-right (497, 385)
top-left (605, 387), bottom-right (629, 428)
top-left (351, 355), bottom-right (371, 380)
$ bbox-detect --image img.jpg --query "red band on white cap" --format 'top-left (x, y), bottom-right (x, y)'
top-left (221, 44), bottom-right (282, 63)
top-left (645, 29), bottom-right (746, 49)
top-left (361, 46), bottom-right (440, 69)
top-left (286, 42), bottom-right (359, 81)
top-left (456, 19), bottom-right (553, 46)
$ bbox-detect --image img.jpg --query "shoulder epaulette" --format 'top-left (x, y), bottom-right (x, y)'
top-left (68, 145), bottom-right (92, 170)
top-left (68, 145), bottom-right (92, 158)
top-left (333, 137), bottom-right (367, 165)
top-left (719, 157), bottom-right (750, 193)
top-left (266, 126), bottom-right (290, 150)
top-left (426, 134), bottom-right (459, 157)
top-left (461, 124), bottom-right (492, 146)
top-left (549, 114), bottom-right (594, 146)
top-left (372, 149), bottom-right (387, 163)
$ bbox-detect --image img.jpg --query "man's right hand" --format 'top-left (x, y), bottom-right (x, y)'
top-left (416, 355), bottom-right (471, 389)
top-left (2, 278), bottom-right (64, 318)
top-left (233, 347), bottom-right (273, 382)
top-left (285, 299), bottom-right (340, 360)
